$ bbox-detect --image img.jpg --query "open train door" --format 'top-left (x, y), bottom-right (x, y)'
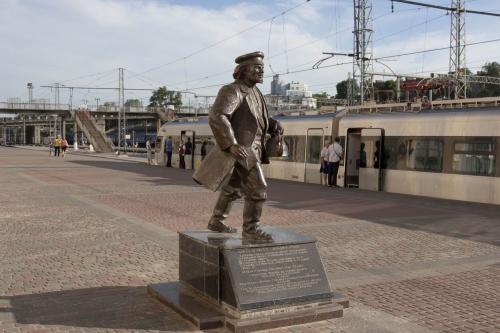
top-left (304, 128), bottom-right (324, 184)
top-left (359, 128), bottom-right (384, 191)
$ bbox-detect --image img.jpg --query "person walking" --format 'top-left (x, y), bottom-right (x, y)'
top-left (320, 141), bottom-right (330, 186)
top-left (61, 137), bottom-right (69, 157)
top-left (146, 138), bottom-right (153, 165)
top-left (53, 135), bottom-right (62, 157)
top-left (165, 136), bottom-right (173, 167)
top-left (327, 137), bottom-right (343, 187)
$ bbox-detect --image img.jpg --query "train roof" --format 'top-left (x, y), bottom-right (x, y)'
top-left (163, 106), bottom-right (500, 126)
top-left (342, 107), bottom-right (500, 120)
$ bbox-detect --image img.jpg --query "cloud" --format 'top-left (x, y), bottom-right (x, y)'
top-left (1, 0), bottom-right (499, 105)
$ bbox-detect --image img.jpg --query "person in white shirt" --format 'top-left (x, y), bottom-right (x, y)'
top-left (327, 137), bottom-right (343, 187)
top-left (146, 138), bottom-right (152, 165)
top-left (320, 141), bottom-right (330, 186)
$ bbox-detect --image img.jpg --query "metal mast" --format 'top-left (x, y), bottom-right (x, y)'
top-left (353, 0), bottom-right (374, 104)
top-left (118, 67), bottom-right (125, 153)
top-left (450, 0), bottom-right (466, 98)
top-left (392, 0), bottom-right (500, 98)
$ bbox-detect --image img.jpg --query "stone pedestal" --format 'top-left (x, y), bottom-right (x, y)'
top-left (148, 227), bottom-right (348, 332)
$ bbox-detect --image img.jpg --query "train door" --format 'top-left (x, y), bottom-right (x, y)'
top-left (359, 128), bottom-right (384, 191)
top-left (154, 136), bottom-right (164, 165)
top-left (345, 129), bottom-right (362, 187)
top-left (182, 130), bottom-right (195, 170)
top-left (304, 128), bottom-right (324, 184)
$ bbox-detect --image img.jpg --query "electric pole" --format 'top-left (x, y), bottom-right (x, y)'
top-left (27, 83), bottom-right (33, 104)
top-left (391, 0), bottom-right (500, 98)
top-left (353, 0), bottom-right (374, 104)
top-left (118, 67), bottom-right (125, 154)
top-left (450, 0), bottom-right (466, 98)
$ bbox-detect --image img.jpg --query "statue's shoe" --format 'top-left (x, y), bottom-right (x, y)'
top-left (242, 228), bottom-right (273, 241)
top-left (207, 221), bottom-right (237, 233)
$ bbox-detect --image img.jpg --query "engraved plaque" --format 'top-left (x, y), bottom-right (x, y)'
top-left (223, 242), bottom-right (332, 310)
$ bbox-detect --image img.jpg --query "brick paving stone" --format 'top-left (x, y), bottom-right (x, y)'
top-left (2, 147), bottom-right (500, 333)
top-left (343, 266), bottom-right (500, 333)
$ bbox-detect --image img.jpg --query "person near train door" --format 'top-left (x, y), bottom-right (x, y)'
top-left (185, 137), bottom-right (193, 155)
top-left (201, 140), bottom-right (208, 160)
top-left (178, 139), bottom-right (186, 169)
top-left (165, 136), bottom-right (173, 167)
top-left (320, 141), bottom-right (330, 186)
top-left (192, 51), bottom-right (283, 241)
top-left (327, 137), bottom-right (343, 187)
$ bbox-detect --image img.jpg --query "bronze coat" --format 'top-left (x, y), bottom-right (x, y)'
top-left (193, 80), bottom-right (277, 191)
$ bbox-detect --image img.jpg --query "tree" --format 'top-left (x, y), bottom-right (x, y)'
top-left (468, 62), bottom-right (500, 98)
top-left (312, 92), bottom-right (329, 108)
top-left (124, 99), bottom-right (142, 107)
top-left (335, 79), bottom-right (359, 100)
top-left (374, 80), bottom-right (397, 102)
top-left (148, 86), bottom-right (182, 108)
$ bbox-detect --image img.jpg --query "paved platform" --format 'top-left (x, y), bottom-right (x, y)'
top-left (1, 146), bottom-right (499, 333)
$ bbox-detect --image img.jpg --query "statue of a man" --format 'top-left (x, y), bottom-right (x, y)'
top-left (193, 51), bottom-right (283, 240)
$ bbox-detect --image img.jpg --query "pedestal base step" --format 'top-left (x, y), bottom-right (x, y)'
top-left (148, 282), bottom-right (348, 333)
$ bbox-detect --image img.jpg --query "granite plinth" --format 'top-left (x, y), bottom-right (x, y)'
top-left (148, 227), bottom-right (347, 332)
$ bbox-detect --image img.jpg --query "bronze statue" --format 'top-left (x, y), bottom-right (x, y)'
top-left (193, 51), bottom-right (283, 240)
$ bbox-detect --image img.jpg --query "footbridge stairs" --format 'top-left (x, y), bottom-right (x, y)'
top-left (72, 111), bottom-right (114, 153)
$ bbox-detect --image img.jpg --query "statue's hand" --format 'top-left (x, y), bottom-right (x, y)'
top-left (229, 144), bottom-right (248, 160)
top-left (271, 120), bottom-right (284, 135)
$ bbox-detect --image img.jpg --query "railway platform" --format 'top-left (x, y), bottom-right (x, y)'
top-left (0, 146), bottom-right (499, 333)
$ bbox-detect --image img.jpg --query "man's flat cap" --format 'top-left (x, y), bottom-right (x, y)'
top-left (235, 51), bottom-right (264, 66)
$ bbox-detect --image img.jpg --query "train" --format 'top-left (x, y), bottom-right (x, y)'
top-left (153, 107), bottom-right (500, 205)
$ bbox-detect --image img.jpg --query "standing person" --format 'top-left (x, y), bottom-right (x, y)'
top-left (185, 137), bottom-right (193, 155)
top-left (320, 141), bottom-right (330, 186)
top-left (178, 140), bottom-right (186, 169)
top-left (165, 136), bottom-right (173, 167)
top-left (201, 141), bottom-right (207, 161)
top-left (61, 137), bottom-right (69, 157)
top-left (146, 137), bottom-right (153, 165)
top-left (359, 142), bottom-right (367, 168)
top-left (53, 135), bottom-right (62, 157)
top-left (48, 139), bottom-right (53, 156)
top-left (192, 51), bottom-right (283, 240)
top-left (327, 137), bottom-right (343, 187)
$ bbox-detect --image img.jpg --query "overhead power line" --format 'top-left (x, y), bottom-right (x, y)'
top-left (376, 37), bottom-right (500, 60)
top-left (186, 36), bottom-right (500, 92)
top-left (129, 0), bottom-right (312, 79)
top-left (391, 0), bottom-right (500, 17)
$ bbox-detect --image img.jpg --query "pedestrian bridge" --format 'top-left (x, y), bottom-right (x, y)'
top-left (0, 102), bottom-right (210, 117)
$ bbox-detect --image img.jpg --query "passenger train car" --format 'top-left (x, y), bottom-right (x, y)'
top-left (155, 108), bottom-right (500, 205)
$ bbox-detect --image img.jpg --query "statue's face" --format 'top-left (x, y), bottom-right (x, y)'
top-left (242, 63), bottom-right (264, 84)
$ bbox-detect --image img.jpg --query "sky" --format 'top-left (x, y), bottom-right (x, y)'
top-left (1, 0), bottom-right (500, 107)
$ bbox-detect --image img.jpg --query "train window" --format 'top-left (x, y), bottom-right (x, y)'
top-left (384, 137), bottom-right (406, 170)
top-left (340, 136), bottom-right (346, 166)
top-left (306, 136), bottom-right (322, 164)
top-left (276, 135), bottom-right (305, 163)
top-left (453, 141), bottom-right (496, 176)
top-left (194, 136), bottom-right (216, 158)
top-left (406, 139), bottom-right (443, 171)
top-left (454, 142), bottom-right (495, 154)
top-left (384, 137), bottom-right (443, 172)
